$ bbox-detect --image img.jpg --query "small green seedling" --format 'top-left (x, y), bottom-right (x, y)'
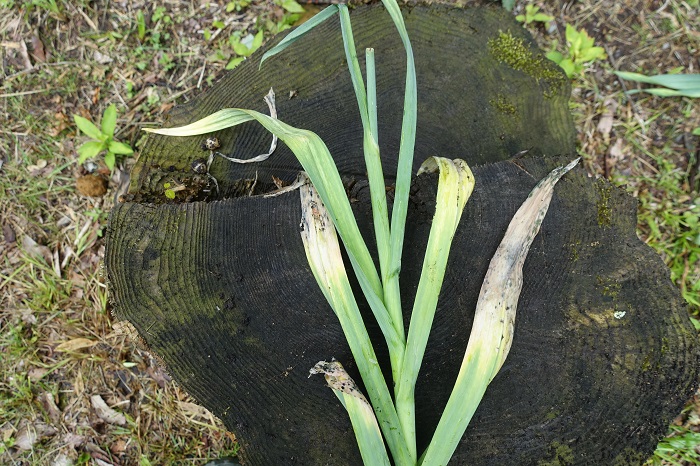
top-left (226, 0), bottom-right (251, 12)
top-left (502, 0), bottom-right (516, 11)
top-left (136, 10), bottom-right (146, 42)
top-left (546, 24), bottom-right (606, 78)
top-left (227, 30), bottom-right (264, 69)
top-left (516, 4), bottom-right (554, 28)
top-left (73, 104), bottom-right (133, 171)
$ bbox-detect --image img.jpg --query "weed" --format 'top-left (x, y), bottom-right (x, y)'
top-left (516, 4), bottom-right (554, 28)
top-left (73, 104), bottom-right (134, 171)
top-left (227, 30), bottom-right (263, 69)
top-left (648, 425), bottom-right (700, 465)
top-left (546, 24), bottom-right (606, 78)
top-left (226, 0), bottom-right (251, 13)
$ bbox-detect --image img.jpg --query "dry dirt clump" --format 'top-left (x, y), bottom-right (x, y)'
top-left (1, 0), bottom-right (698, 464)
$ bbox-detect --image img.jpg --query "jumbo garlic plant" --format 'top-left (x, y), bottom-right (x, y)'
top-left (144, 2), bottom-right (578, 464)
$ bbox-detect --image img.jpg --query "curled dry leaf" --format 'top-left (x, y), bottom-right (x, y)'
top-left (90, 395), bottom-right (127, 426)
top-left (177, 401), bottom-right (214, 420)
top-left (30, 35), bottom-right (46, 62)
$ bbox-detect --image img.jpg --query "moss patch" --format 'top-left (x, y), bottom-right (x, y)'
top-left (612, 447), bottom-right (647, 465)
top-left (596, 275), bottom-right (621, 300)
top-left (488, 30), bottom-right (566, 95)
top-left (596, 180), bottom-right (613, 227)
top-left (490, 93), bottom-right (518, 116)
top-left (538, 441), bottom-right (574, 466)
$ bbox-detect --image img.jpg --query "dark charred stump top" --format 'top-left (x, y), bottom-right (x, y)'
top-left (105, 3), bottom-right (699, 465)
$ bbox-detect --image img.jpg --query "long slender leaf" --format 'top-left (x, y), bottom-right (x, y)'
top-left (301, 181), bottom-right (411, 465)
top-left (615, 71), bottom-right (700, 90)
top-left (420, 158), bottom-right (580, 466)
top-left (395, 157), bottom-right (475, 460)
top-left (628, 87), bottom-right (700, 98)
top-left (260, 5), bottom-right (339, 67)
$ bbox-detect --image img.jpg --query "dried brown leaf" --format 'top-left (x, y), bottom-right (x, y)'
top-left (91, 395), bottom-right (127, 426)
top-left (55, 337), bottom-right (97, 353)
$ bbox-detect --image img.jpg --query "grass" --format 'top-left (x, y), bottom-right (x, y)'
top-left (0, 0), bottom-right (698, 464)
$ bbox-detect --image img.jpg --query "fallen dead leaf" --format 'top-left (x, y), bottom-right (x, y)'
top-left (30, 35), bottom-right (46, 62)
top-left (91, 395), bottom-right (127, 426)
top-left (40, 392), bottom-right (63, 425)
top-left (27, 158), bottom-right (48, 173)
top-left (22, 235), bottom-right (52, 263)
top-left (597, 97), bottom-right (618, 144)
top-left (178, 400), bottom-right (214, 420)
top-left (14, 420), bottom-right (57, 451)
top-left (27, 367), bottom-right (48, 381)
top-left (110, 439), bottom-right (128, 456)
top-left (93, 50), bottom-right (113, 64)
top-left (55, 337), bottom-right (97, 353)
top-left (52, 453), bottom-right (72, 466)
top-left (608, 138), bottom-right (627, 174)
top-left (3, 224), bottom-right (16, 243)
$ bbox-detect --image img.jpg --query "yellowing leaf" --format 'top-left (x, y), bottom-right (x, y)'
top-left (55, 338), bottom-right (97, 352)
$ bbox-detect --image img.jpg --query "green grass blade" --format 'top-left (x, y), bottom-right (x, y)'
top-left (259, 5), bottom-right (339, 67)
top-left (615, 71), bottom-right (700, 90)
top-left (310, 361), bottom-right (391, 466)
top-left (395, 157), bottom-right (475, 460)
top-left (301, 182), bottom-right (412, 465)
top-left (420, 158), bottom-right (580, 466)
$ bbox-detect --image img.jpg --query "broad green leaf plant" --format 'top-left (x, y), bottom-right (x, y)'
top-left (547, 24), bottom-right (606, 78)
top-left (74, 104), bottom-right (133, 171)
top-left (145, 2), bottom-right (578, 464)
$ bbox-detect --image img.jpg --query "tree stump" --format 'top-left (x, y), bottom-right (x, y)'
top-left (106, 3), bottom-right (699, 465)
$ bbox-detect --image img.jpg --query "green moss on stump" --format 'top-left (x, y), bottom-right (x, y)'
top-left (538, 441), bottom-right (574, 466)
top-left (488, 30), bottom-right (566, 96)
top-left (490, 93), bottom-right (518, 115)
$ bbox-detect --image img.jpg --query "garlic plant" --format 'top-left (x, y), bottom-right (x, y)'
top-left (144, 1), bottom-right (579, 464)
